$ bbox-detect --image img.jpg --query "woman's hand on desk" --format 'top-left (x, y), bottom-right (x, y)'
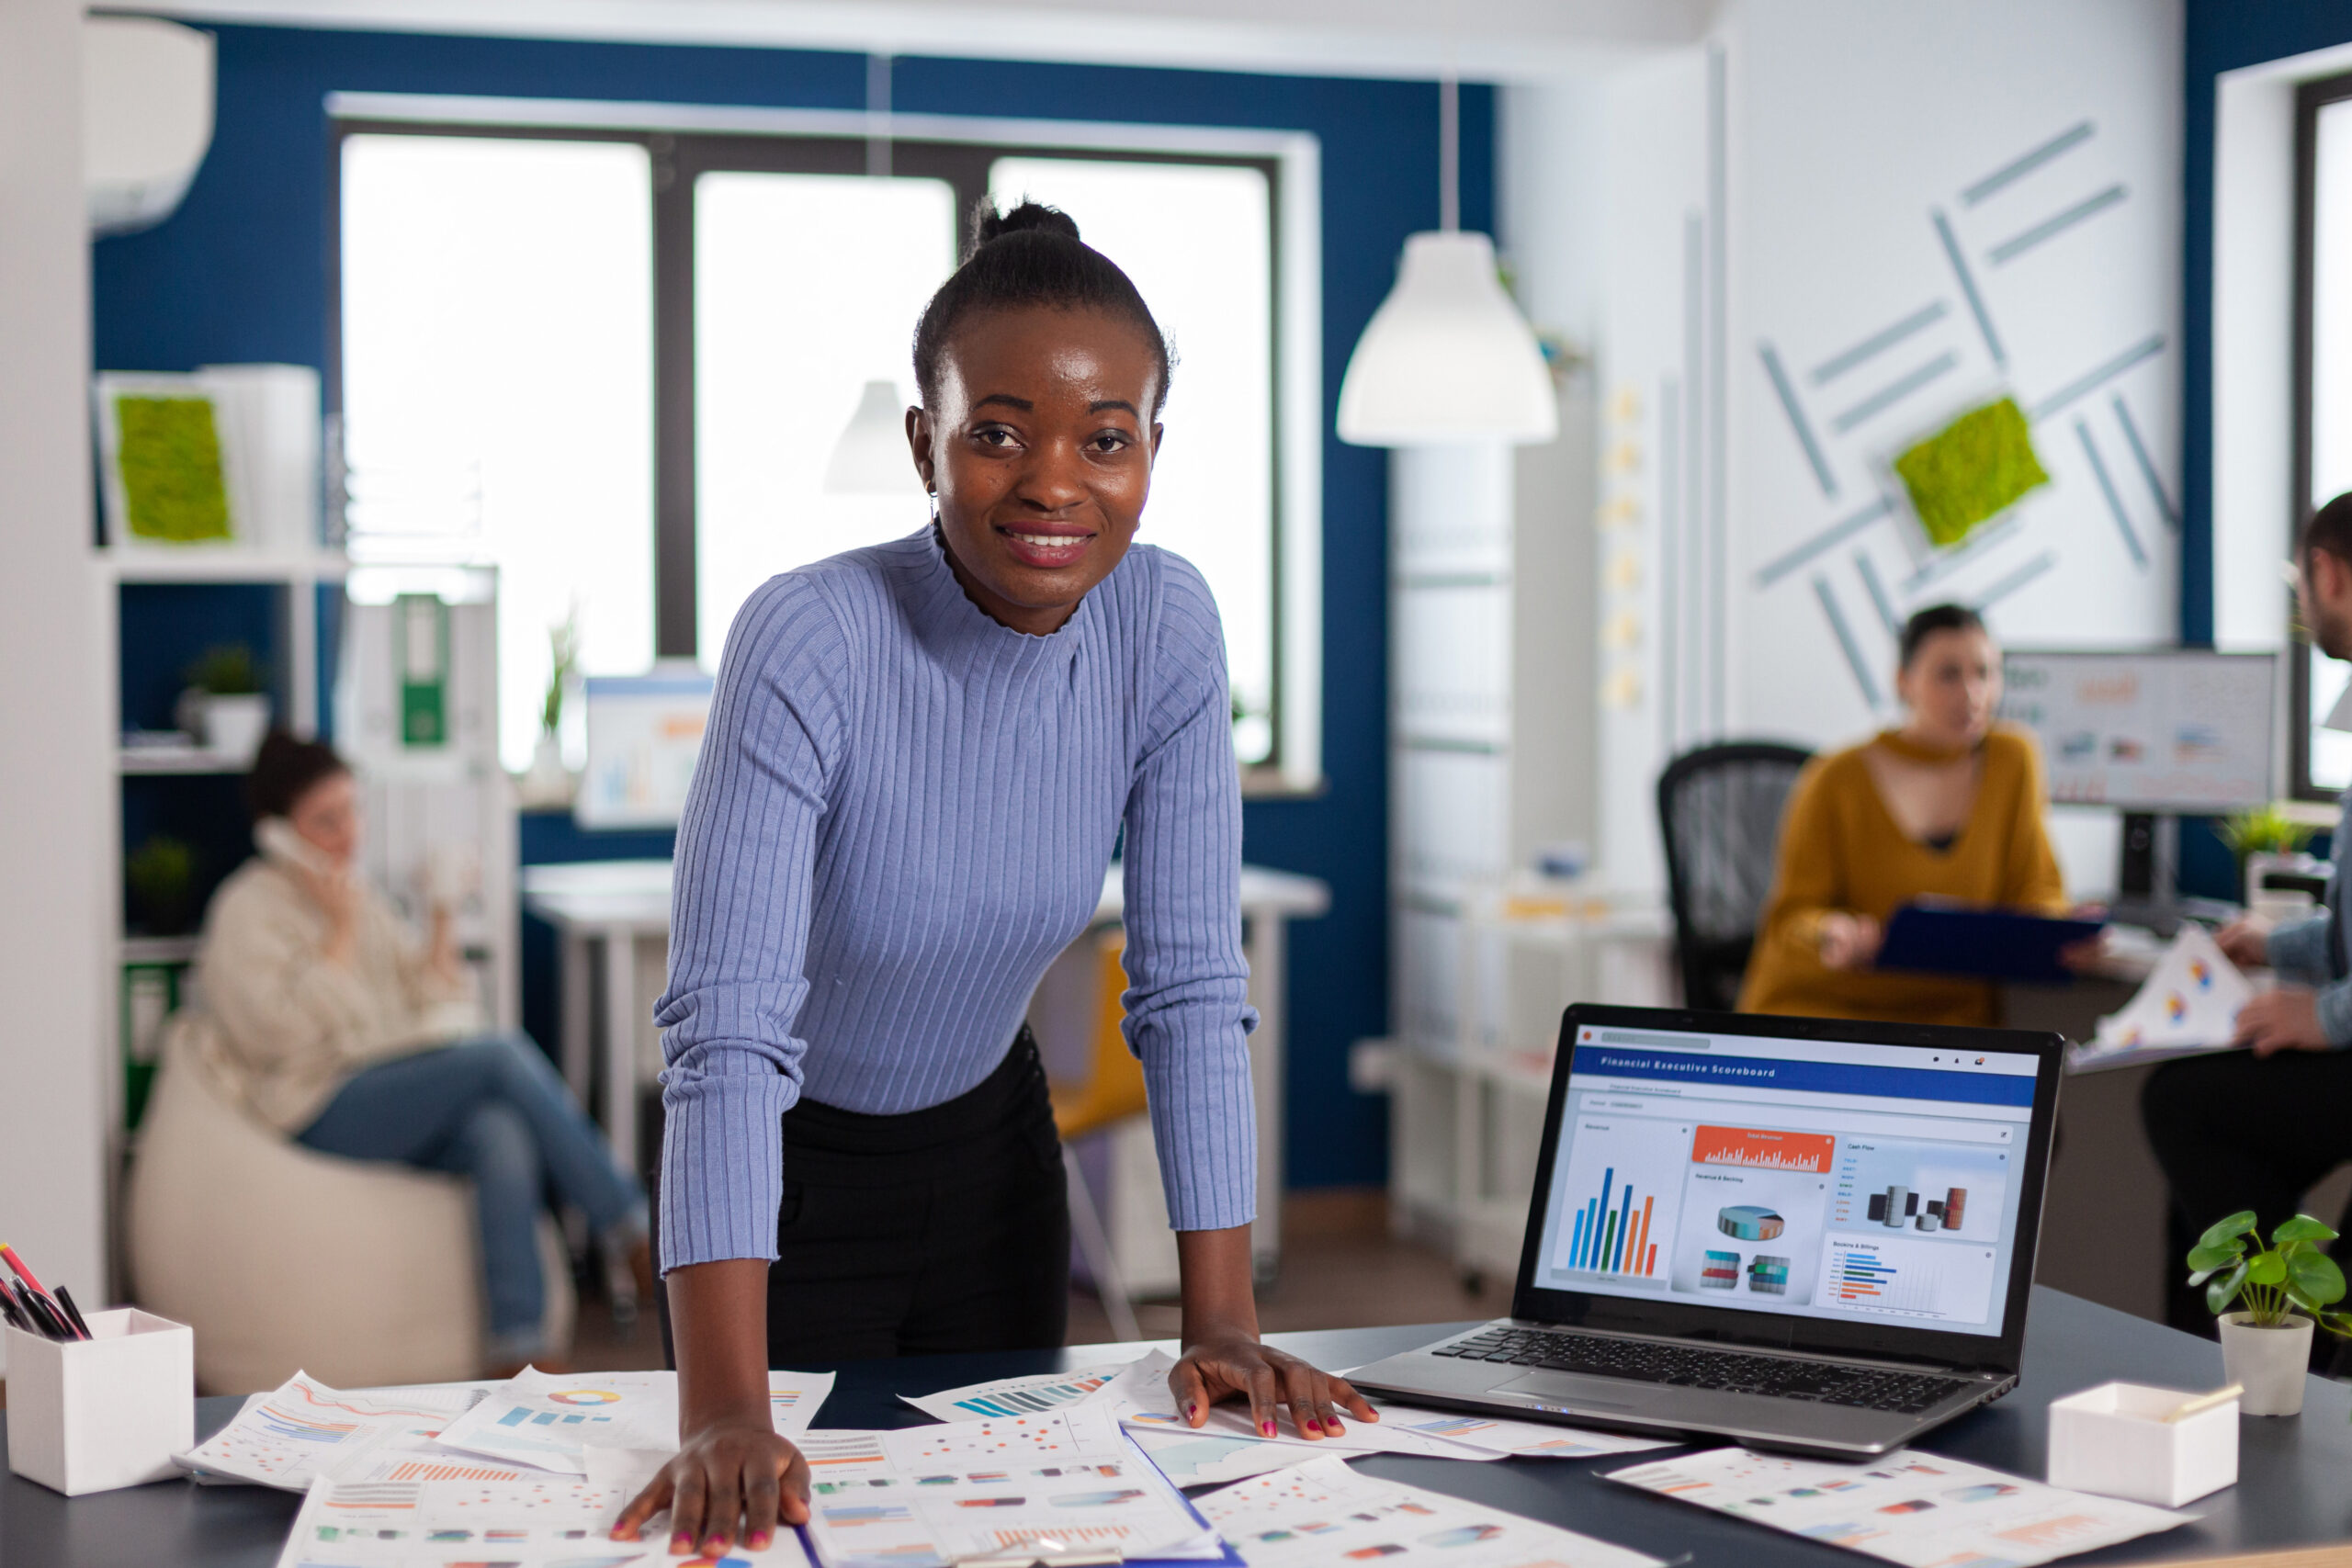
top-left (2233, 988), bottom-right (2331, 1057)
top-left (1170, 1334), bottom-right (1378, 1441)
top-left (611, 1420), bottom-right (808, 1556)
top-left (1816, 912), bottom-right (1883, 972)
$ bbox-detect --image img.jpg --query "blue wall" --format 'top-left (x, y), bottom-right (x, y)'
top-left (94, 23), bottom-right (1497, 1190)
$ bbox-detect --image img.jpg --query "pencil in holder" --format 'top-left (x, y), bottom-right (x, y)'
top-left (5, 1307), bottom-right (195, 1495)
top-left (2047, 1380), bottom-right (2237, 1507)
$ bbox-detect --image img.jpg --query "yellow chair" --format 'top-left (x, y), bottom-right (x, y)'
top-left (1048, 930), bottom-right (1148, 1341)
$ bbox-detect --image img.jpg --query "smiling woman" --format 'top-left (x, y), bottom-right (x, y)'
top-left (616, 202), bottom-right (1372, 1559)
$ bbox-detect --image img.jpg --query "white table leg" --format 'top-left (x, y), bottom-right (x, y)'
top-left (600, 925), bottom-right (639, 1177)
top-left (560, 926), bottom-right (591, 1108)
top-left (1242, 909), bottom-right (1285, 1280)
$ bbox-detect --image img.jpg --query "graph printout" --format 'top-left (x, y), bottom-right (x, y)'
top-left (175, 1373), bottom-right (501, 1493)
top-left (273, 1461), bottom-right (811, 1568)
top-left (900, 1364), bottom-right (1125, 1422)
top-left (432, 1367), bottom-right (834, 1474)
top-left (1198, 1454), bottom-right (1663, 1568)
top-left (1093, 1351), bottom-right (1508, 1461)
top-left (787, 1404), bottom-right (1224, 1568)
top-left (1606, 1447), bottom-right (2188, 1568)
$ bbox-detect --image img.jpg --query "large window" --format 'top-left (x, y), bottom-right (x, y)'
top-left (336, 112), bottom-right (1296, 774)
top-left (2295, 74), bottom-right (2352, 795)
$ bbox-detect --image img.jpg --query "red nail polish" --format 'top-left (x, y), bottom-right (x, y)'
top-left (1185, 1403), bottom-right (1197, 1420)
top-left (1261, 1419), bottom-right (1275, 1437)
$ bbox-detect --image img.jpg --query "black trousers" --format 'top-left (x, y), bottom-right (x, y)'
top-left (761, 1028), bottom-right (1071, 1364)
top-left (2142, 1051), bottom-right (2352, 1341)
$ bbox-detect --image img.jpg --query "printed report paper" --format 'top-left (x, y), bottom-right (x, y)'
top-left (1197, 1453), bottom-right (1662, 1568)
top-left (273, 1462), bottom-right (810, 1568)
top-left (899, 1363), bottom-right (1126, 1422)
top-left (432, 1367), bottom-right (833, 1474)
top-left (796, 1404), bottom-right (1224, 1568)
top-left (175, 1374), bottom-right (505, 1493)
top-left (1606, 1446), bottom-right (2190, 1567)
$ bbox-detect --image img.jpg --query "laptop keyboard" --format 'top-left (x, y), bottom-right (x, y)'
top-left (1434, 1326), bottom-right (1977, 1416)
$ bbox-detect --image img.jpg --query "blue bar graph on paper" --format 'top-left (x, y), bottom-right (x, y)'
top-left (562, 1415), bottom-right (584, 1425)
top-left (532, 1413), bottom-right (559, 1426)
top-left (497, 1408), bottom-right (529, 1428)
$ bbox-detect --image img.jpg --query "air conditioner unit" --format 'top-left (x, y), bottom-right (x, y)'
top-left (85, 17), bottom-right (214, 238)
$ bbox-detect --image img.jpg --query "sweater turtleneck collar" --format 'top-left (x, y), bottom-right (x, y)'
top-left (900, 524), bottom-right (1097, 675)
top-left (1874, 727), bottom-right (1979, 764)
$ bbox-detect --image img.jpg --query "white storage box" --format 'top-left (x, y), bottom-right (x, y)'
top-left (2047, 1381), bottom-right (2237, 1507)
top-left (5, 1308), bottom-right (195, 1495)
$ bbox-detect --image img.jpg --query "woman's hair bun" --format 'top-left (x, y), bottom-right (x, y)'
top-left (973, 199), bottom-right (1081, 250)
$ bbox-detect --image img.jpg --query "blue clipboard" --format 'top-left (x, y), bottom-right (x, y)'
top-left (1874, 901), bottom-right (2105, 984)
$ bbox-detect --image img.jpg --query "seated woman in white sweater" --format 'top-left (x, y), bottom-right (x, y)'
top-left (184, 732), bottom-right (647, 1371)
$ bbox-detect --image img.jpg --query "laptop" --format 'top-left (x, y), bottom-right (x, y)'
top-left (1350, 1003), bottom-right (2065, 1457)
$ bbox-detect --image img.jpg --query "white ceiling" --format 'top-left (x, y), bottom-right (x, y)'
top-left (101, 0), bottom-right (1717, 81)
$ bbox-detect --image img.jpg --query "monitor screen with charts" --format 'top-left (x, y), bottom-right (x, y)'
top-left (1996, 649), bottom-right (2275, 813)
top-left (1528, 1022), bottom-right (2039, 1338)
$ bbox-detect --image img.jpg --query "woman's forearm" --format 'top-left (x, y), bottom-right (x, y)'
top-left (668, 1258), bottom-right (775, 1437)
top-left (1176, 1224), bottom-right (1260, 1345)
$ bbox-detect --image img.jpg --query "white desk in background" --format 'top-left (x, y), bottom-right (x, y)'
top-left (517, 859), bottom-right (1329, 1282)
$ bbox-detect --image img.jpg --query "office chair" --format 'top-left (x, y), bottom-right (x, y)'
top-left (1656, 740), bottom-right (1815, 1011)
top-left (1048, 929), bottom-right (1148, 1344)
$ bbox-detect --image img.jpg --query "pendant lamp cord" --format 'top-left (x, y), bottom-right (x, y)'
top-left (867, 51), bottom-right (893, 179)
top-left (1439, 72), bottom-right (1459, 233)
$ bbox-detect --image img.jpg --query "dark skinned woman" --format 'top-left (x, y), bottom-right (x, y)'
top-left (615, 204), bottom-right (1372, 1558)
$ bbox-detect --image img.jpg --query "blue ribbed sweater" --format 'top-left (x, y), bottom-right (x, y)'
top-left (653, 527), bottom-right (1258, 1269)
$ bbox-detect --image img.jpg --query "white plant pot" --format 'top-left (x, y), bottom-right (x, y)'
top-left (2218, 1311), bottom-right (2313, 1416)
top-left (198, 694), bottom-right (272, 763)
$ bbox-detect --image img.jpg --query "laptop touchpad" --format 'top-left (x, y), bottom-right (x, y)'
top-left (1493, 1371), bottom-right (1674, 1410)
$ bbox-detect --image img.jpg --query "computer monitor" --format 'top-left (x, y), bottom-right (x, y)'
top-left (576, 669), bottom-right (715, 829)
top-left (1996, 649), bottom-right (2276, 815)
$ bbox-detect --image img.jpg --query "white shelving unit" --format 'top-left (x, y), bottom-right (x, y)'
top-left (1381, 387), bottom-right (1679, 1286)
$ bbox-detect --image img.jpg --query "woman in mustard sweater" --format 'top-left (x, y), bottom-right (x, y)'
top-left (1738, 603), bottom-right (2071, 1027)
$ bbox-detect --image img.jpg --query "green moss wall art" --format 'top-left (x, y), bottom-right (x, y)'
top-left (114, 393), bottom-right (234, 543)
top-left (1893, 396), bottom-right (2050, 549)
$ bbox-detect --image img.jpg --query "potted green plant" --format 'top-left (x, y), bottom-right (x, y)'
top-left (517, 613), bottom-right (580, 808)
top-left (2217, 804), bottom-right (2320, 909)
top-left (2186, 1210), bottom-right (2352, 1415)
top-left (125, 834), bottom-right (199, 936)
top-left (176, 642), bottom-right (272, 762)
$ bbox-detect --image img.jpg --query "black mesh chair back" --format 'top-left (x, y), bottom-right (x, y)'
top-left (1656, 741), bottom-right (1815, 1011)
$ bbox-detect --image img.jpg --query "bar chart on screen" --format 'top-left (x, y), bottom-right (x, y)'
top-left (1822, 1234), bottom-right (2000, 1324)
top-left (1547, 1115), bottom-right (1691, 1281)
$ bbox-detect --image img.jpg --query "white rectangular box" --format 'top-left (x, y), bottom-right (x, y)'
top-left (5, 1308), bottom-right (195, 1495)
top-left (2048, 1381), bottom-right (2237, 1507)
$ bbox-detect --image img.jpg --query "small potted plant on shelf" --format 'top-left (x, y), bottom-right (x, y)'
top-left (175, 642), bottom-right (272, 763)
top-left (2187, 1210), bottom-right (2352, 1415)
top-left (517, 612), bottom-right (579, 809)
top-left (2217, 803), bottom-right (2321, 910)
top-left (125, 834), bottom-right (198, 936)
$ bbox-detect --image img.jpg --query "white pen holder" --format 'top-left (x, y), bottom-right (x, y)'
top-left (2047, 1381), bottom-right (2237, 1507)
top-left (5, 1308), bottom-right (195, 1495)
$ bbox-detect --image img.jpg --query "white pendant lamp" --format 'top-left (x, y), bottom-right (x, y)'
top-left (1336, 77), bottom-right (1557, 447)
top-left (823, 378), bottom-right (923, 496)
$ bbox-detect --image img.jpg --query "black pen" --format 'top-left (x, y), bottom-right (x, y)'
top-left (1, 1279), bottom-right (61, 1340)
top-left (53, 1285), bottom-right (92, 1339)
top-left (0, 1279), bottom-right (28, 1334)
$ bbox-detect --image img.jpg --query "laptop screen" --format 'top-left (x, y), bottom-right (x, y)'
top-left (1530, 1022), bottom-right (2040, 1338)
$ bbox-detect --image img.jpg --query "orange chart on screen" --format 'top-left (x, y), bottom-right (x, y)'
top-left (1691, 1124), bottom-right (1837, 1172)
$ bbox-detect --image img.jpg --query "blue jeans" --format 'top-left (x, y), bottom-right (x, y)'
top-left (297, 1035), bottom-right (647, 1345)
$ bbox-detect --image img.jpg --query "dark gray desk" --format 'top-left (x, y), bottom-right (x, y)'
top-left (6, 1287), bottom-right (2347, 1566)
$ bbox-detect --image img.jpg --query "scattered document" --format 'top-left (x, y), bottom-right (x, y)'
top-left (790, 1404), bottom-right (1226, 1568)
top-left (1198, 1453), bottom-right (1663, 1568)
top-left (2075, 923), bottom-right (2253, 1071)
top-left (175, 1373), bottom-right (506, 1494)
top-left (900, 1363), bottom-right (1126, 1422)
top-left (274, 1461), bottom-right (809, 1568)
top-left (432, 1367), bottom-right (834, 1475)
top-left (1125, 1427), bottom-right (1312, 1486)
top-left (1092, 1350), bottom-right (1657, 1463)
top-left (1606, 1446), bottom-right (2190, 1567)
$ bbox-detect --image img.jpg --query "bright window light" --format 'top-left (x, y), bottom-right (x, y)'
top-left (340, 133), bottom-right (654, 773)
top-left (989, 158), bottom-right (1276, 764)
top-left (695, 173), bottom-right (957, 662)
top-left (2312, 99), bottom-right (2352, 789)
